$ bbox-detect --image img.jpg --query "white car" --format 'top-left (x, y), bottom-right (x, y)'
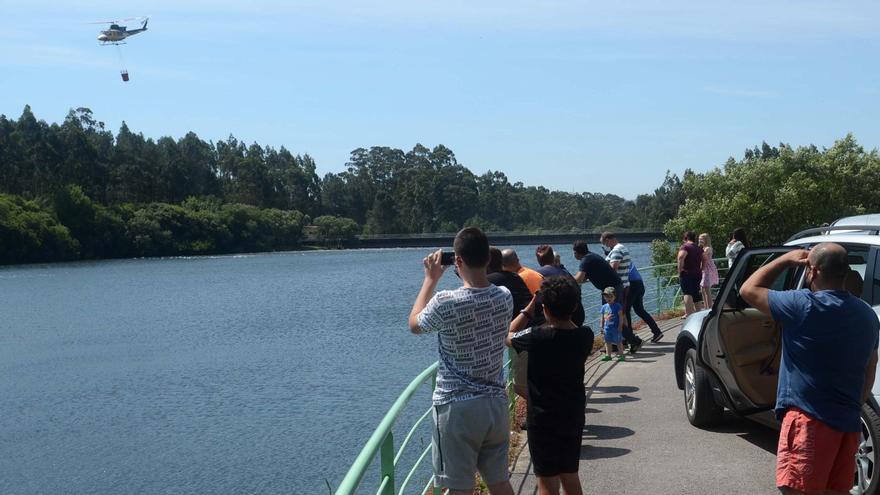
top-left (674, 218), bottom-right (880, 494)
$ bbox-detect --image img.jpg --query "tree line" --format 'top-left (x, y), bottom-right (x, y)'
top-left (4, 105), bottom-right (875, 266)
top-left (666, 135), bottom-right (880, 246)
top-left (652, 135), bottom-right (880, 265)
top-left (0, 106), bottom-right (684, 264)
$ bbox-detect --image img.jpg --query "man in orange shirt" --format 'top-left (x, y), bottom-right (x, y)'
top-left (501, 248), bottom-right (543, 294)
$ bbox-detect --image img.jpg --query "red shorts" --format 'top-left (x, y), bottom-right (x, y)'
top-left (776, 407), bottom-right (860, 493)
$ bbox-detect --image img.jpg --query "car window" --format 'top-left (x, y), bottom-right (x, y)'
top-left (872, 268), bottom-right (880, 306)
top-left (726, 252), bottom-right (794, 309)
top-left (843, 248), bottom-right (869, 302)
top-left (796, 244), bottom-right (870, 303)
top-left (871, 248), bottom-right (880, 306)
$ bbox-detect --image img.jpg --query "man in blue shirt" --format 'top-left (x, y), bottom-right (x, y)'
top-left (741, 243), bottom-right (879, 495)
top-left (627, 263), bottom-right (663, 342)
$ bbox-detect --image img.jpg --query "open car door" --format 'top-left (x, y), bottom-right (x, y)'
top-left (698, 247), bottom-right (800, 415)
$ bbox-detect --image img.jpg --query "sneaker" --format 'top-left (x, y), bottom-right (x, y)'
top-left (628, 341), bottom-right (643, 354)
top-left (651, 333), bottom-right (664, 343)
top-left (617, 355), bottom-right (626, 362)
top-left (601, 355), bottom-right (612, 362)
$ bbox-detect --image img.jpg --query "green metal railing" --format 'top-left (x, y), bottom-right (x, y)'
top-left (335, 258), bottom-right (730, 495)
top-left (580, 257), bottom-right (730, 319)
top-left (334, 351), bottom-right (517, 495)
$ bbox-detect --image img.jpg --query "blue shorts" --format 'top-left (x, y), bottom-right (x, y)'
top-left (603, 327), bottom-right (621, 344)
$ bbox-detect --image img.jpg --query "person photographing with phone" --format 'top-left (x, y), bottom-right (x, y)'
top-left (408, 227), bottom-right (515, 495)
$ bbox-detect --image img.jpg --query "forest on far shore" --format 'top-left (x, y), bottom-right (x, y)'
top-left (2, 105), bottom-right (879, 265)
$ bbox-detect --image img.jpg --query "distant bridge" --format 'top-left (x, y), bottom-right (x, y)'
top-left (341, 231), bottom-right (665, 249)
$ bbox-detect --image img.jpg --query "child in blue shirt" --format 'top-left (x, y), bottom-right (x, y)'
top-left (600, 286), bottom-right (625, 362)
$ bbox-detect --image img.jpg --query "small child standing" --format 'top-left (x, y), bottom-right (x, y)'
top-left (601, 286), bottom-right (625, 362)
top-left (507, 276), bottom-right (594, 495)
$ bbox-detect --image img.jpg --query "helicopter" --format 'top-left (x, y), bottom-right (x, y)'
top-left (93, 17), bottom-right (148, 45)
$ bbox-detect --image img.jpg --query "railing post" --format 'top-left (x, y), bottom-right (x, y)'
top-left (654, 267), bottom-right (661, 313)
top-left (379, 432), bottom-right (395, 495)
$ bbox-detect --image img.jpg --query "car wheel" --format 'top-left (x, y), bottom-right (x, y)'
top-left (683, 348), bottom-right (723, 427)
top-left (856, 404), bottom-right (880, 495)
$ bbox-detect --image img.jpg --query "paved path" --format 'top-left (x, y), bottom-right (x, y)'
top-left (509, 320), bottom-right (779, 494)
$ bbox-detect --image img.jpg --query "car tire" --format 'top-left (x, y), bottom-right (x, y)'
top-left (683, 348), bottom-right (723, 427)
top-left (857, 404), bottom-right (880, 495)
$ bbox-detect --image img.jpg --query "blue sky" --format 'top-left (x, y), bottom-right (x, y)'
top-left (2, 1), bottom-right (878, 198)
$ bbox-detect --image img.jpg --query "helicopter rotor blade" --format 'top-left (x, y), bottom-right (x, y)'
top-left (84, 16), bottom-right (147, 25)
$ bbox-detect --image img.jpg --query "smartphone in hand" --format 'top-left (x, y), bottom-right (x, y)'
top-left (440, 252), bottom-right (456, 266)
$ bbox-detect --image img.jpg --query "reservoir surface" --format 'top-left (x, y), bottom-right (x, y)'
top-left (0, 242), bottom-right (656, 494)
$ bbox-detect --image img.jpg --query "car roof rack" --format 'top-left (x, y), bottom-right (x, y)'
top-left (787, 225), bottom-right (880, 242)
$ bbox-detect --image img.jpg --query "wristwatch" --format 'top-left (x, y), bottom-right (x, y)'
top-left (519, 309), bottom-right (532, 320)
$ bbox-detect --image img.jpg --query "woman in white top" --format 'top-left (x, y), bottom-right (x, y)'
top-left (725, 228), bottom-right (748, 271)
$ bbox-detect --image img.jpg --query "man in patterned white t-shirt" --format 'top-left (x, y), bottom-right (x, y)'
top-left (600, 232), bottom-right (643, 353)
top-left (408, 227), bottom-right (515, 495)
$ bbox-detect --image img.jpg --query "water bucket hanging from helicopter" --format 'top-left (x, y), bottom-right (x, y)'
top-left (115, 45), bottom-right (129, 82)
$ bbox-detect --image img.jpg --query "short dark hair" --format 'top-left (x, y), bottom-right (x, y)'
top-left (732, 228), bottom-right (749, 247)
top-left (535, 244), bottom-right (555, 266)
top-left (684, 231), bottom-right (697, 242)
top-left (538, 276), bottom-right (579, 319)
top-left (454, 227), bottom-right (490, 268)
top-left (572, 240), bottom-right (589, 255)
top-left (488, 246), bottom-right (503, 273)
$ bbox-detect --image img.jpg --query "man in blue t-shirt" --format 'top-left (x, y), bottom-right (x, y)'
top-left (741, 243), bottom-right (879, 495)
top-left (627, 263), bottom-right (663, 342)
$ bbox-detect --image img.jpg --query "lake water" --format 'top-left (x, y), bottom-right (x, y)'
top-left (0, 243), bottom-right (657, 494)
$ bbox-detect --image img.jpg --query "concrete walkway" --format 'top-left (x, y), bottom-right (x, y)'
top-left (509, 320), bottom-right (779, 494)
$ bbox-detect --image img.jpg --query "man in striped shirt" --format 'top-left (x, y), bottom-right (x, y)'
top-left (600, 232), bottom-right (643, 353)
